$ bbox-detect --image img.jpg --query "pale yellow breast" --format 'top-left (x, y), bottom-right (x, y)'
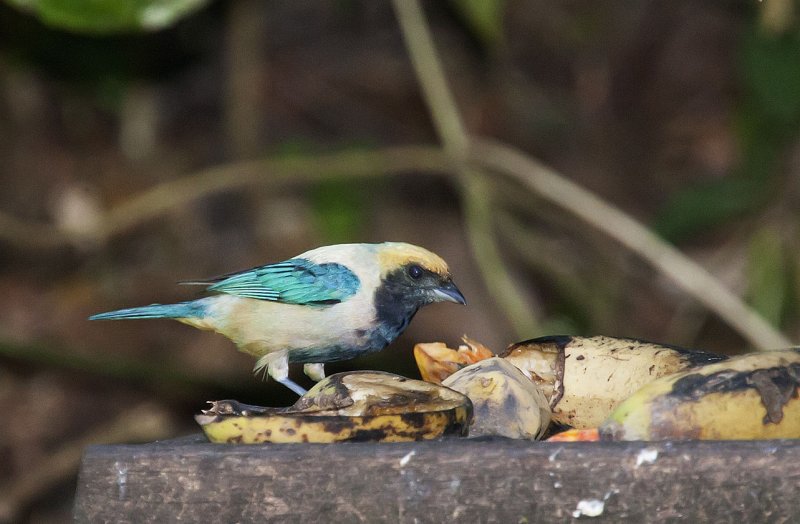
top-left (204, 293), bottom-right (377, 358)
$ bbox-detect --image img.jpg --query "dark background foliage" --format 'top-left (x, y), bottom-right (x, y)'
top-left (1, 1), bottom-right (798, 521)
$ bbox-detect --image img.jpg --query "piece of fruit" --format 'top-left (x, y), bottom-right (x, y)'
top-left (500, 335), bottom-right (726, 428)
top-left (414, 337), bottom-right (494, 384)
top-left (545, 428), bottom-right (600, 442)
top-left (196, 371), bottom-right (472, 443)
top-left (443, 358), bottom-right (551, 439)
top-left (599, 349), bottom-right (800, 441)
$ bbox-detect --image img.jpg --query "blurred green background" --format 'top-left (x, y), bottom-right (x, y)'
top-left (1, 1), bottom-right (799, 521)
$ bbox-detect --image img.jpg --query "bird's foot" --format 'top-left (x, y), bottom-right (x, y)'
top-left (303, 363), bottom-right (326, 382)
top-left (256, 352), bottom-right (308, 396)
top-left (276, 377), bottom-right (308, 397)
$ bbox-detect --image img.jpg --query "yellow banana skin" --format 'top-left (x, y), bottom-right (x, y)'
top-left (600, 349), bottom-right (800, 441)
top-left (442, 358), bottom-right (551, 440)
top-left (501, 335), bottom-right (726, 428)
top-left (199, 409), bottom-right (469, 444)
top-left (196, 371), bottom-right (472, 443)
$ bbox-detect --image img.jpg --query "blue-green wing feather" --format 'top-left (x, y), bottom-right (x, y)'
top-left (204, 259), bottom-right (360, 305)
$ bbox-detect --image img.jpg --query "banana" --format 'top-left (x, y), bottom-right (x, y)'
top-left (414, 335), bottom-right (725, 429)
top-left (500, 335), bottom-right (726, 428)
top-left (414, 337), bottom-right (495, 384)
top-left (599, 349), bottom-right (800, 441)
top-left (196, 371), bottom-right (472, 443)
top-left (442, 358), bottom-right (551, 440)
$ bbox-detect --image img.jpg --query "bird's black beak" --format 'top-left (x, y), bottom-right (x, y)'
top-left (431, 280), bottom-right (467, 305)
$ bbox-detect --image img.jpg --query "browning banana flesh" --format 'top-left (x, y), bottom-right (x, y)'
top-left (599, 349), bottom-right (800, 441)
top-left (501, 335), bottom-right (726, 428)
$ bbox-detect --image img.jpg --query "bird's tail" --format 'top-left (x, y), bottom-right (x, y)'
top-left (89, 300), bottom-right (208, 321)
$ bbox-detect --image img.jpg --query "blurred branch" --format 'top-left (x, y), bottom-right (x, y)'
top-left (0, 402), bottom-right (174, 524)
top-left (0, 146), bottom-right (450, 251)
top-left (494, 211), bottom-right (604, 321)
top-left (461, 175), bottom-right (546, 335)
top-left (224, 0), bottom-right (268, 157)
top-left (391, 0), bottom-right (468, 156)
top-left (759, 0), bottom-right (794, 34)
top-left (392, 0), bottom-right (541, 339)
top-left (0, 338), bottom-right (258, 398)
top-left (470, 138), bottom-right (794, 350)
top-left (0, 212), bottom-right (87, 251)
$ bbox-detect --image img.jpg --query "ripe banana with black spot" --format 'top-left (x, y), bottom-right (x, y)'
top-left (599, 349), bottom-right (800, 441)
top-left (196, 371), bottom-right (472, 443)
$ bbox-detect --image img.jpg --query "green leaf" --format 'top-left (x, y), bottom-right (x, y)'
top-left (5, 0), bottom-right (210, 34)
top-left (741, 27), bottom-right (800, 127)
top-left (449, 0), bottom-right (506, 48)
top-left (653, 177), bottom-right (765, 242)
top-left (311, 179), bottom-right (367, 244)
top-left (747, 228), bottom-right (788, 327)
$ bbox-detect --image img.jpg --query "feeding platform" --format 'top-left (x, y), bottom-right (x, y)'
top-left (74, 435), bottom-right (799, 522)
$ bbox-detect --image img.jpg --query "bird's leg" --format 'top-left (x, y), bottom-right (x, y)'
top-left (303, 363), bottom-right (326, 382)
top-left (269, 356), bottom-right (308, 396)
top-left (254, 352), bottom-right (308, 396)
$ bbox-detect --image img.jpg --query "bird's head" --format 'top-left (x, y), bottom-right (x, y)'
top-left (375, 242), bottom-right (466, 307)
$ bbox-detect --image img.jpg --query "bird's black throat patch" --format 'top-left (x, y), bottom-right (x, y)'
top-left (373, 267), bottom-right (429, 345)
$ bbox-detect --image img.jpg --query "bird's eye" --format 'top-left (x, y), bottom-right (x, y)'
top-left (408, 265), bottom-right (423, 279)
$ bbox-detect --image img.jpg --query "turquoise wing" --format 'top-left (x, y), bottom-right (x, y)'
top-left (202, 259), bottom-right (360, 305)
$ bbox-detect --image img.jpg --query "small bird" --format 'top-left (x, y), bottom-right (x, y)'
top-left (90, 242), bottom-right (466, 395)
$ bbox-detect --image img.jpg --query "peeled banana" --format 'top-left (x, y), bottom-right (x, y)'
top-left (442, 358), bottom-right (551, 439)
top-left (501, 335), bottom-right (726, 428)
top-left (196, 371), bottom-right (472, 443)
top-left (599, 349), bottom-right (800, 441)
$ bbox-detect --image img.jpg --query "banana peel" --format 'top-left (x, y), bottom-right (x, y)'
top-left (599, 349), bottom-right (800, 441)
top-left (500, 335), bottom-right (726, 428)
top-left (442, 358), bottom-right (551, 440)
top-left (196, 371), bottom-right (472, 443)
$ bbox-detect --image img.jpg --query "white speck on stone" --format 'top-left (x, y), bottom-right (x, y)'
top-left (572, 499), bottom-right (605, 518)
top-left (399, 450), bottom-right (416, 467)
top-left (635, 447), bottom-right (659, 468)
top-left (573, 489), bottom-right (617, 518)
top-left (115, 461), bottom-right (128, 501)
top-left (554, 481), bottom-right (562, 488)
top-left (548, 447), bottom-right (563, 462)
